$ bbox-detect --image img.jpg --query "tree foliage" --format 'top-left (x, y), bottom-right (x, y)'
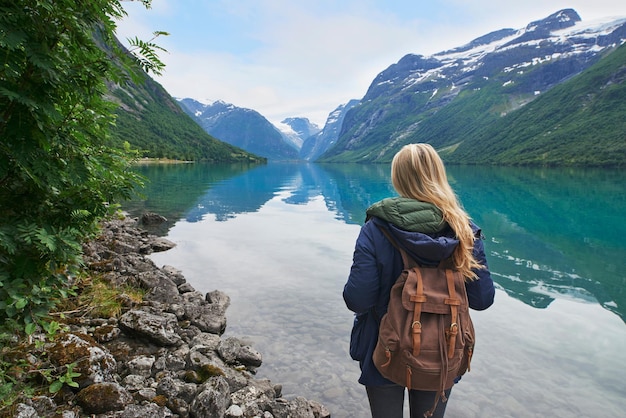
top-left (0, 0), bottom-right (162, 330)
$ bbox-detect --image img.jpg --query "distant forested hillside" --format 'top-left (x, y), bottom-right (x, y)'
top-left (107, 71), bottom-right (265, 163)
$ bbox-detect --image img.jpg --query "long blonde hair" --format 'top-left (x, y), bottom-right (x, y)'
top-left (391, 143), bottom-right (482, 279)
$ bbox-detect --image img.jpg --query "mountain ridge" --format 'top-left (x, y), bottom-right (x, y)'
top-left (442, 40), bottom-right (626, 166)
top-left (318, 8), bottom-right (626, 166)
top-left (126, 8), bottom-right (626, 167)
top-left (177, 98), bottom-right (301, 161)
top-left (107, 57), bottom-right (263, 163)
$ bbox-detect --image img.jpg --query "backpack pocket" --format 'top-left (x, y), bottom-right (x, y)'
top-left (372, 314), bottom-right (399, 372)
top-left (398, 316), bottom-right (466, 391)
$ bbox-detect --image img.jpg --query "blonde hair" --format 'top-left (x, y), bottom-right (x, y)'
top-left (391, 143), bottom-right (482, 280)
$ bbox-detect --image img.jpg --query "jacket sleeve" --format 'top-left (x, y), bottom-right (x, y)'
top-left (466, 228), bottom-right (495, 311)
top-left (343, 222), bottom-right (381, 314)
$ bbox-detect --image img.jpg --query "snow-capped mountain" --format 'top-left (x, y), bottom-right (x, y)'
top-left (320, 9), bottom-right (626, 164)
top-left (300, 99), bottom-right (359, 161)
top-left (177, 98), bottom-right (299, 160)
top-left (275, 117), bottom-right (321, 150)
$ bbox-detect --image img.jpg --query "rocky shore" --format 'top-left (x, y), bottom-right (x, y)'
top-left (10, 215), bottom-right (330, 418)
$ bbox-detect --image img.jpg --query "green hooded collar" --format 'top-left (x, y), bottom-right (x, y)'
top-left (366, 197), bottom-right (446, 234)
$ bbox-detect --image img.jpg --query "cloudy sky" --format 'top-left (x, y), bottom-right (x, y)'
top-left (116, 0), bottom-right (626, 127)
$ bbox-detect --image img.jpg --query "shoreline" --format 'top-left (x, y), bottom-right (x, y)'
top-left (7, 214), bottom-right (330, 418)
top-left (133, 158), bottom-right (195, 165)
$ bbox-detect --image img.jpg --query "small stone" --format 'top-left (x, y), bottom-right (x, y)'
top-left (225, 404), bottom-right (244, 417)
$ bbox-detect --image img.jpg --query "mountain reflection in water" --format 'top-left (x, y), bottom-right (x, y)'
top-left (125, 162), bottom-right (626, 321)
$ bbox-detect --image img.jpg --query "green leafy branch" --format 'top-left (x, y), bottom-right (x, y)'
top-left (127, 31), bottom-right (169, 76)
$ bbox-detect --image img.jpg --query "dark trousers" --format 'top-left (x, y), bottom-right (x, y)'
top-left (366, 385), bottom-right (452, 418)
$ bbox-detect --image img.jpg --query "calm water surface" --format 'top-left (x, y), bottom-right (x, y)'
top-left (123, 162), bottom-right (626, 418)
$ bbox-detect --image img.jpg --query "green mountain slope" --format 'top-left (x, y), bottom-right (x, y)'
top-left (318, 11), bottom-right (626, 166)
top-left (319, 78), bottom-right (529, 163)
top-left (322, 44), bottom-right (626, 166)
top-left (107, 72), bottom-right (265, 163)
top-left (444, 44), bottom-right (626, 166)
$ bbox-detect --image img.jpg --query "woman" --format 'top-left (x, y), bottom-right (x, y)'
top-left (343, 143), bottom-right (495, 418)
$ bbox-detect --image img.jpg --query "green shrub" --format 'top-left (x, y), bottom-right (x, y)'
top-left (0, 0), bottom-right (160, 331)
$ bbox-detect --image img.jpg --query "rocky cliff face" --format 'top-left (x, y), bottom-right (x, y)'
top-left (300, 99), bottom-right (359, 161)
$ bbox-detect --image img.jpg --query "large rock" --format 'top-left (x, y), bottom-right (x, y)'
top-left (184, 301), bottom-right (228, 334)
top-left (76, 382), bottom-right (133, 414)
top-left (119, 310), bottom-right (183, 346)
top-left (218, 337), bottom-right (263, 368)
top-left (190, 377), bottom-right (231, 418)
top-left (48, 333), bottom-right (116, 388)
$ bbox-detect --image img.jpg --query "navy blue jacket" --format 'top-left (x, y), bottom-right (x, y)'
top-left (343, 215), bottom-right (495, 386)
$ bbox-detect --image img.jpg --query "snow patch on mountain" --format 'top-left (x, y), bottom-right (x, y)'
top-left (275, 121), bottom-right (297, 135)
top-left (390, 11), bottom-right (626, 96)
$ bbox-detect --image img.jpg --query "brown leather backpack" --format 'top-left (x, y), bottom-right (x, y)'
top-left (373, 226), bottom-right (475, 417)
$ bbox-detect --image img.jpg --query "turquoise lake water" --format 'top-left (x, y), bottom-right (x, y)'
top-left (123, 162), bottom-right (626, 418)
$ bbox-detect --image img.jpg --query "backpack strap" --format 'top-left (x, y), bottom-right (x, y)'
top-left (410, 268), bottom-right (426, 357)
top-left (444, 269), bottom-right (460, 359)
top-left (375, 223), bottom-right (411, 267)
